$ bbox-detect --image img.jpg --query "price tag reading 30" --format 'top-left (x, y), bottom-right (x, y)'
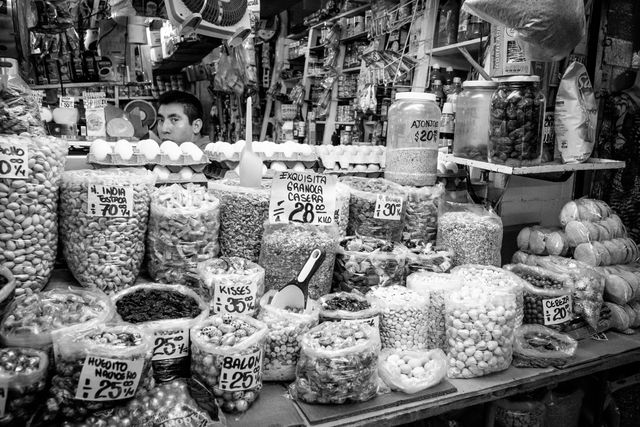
top-left (0, 140), bottom-right (29, 179)
top-left (374, 194), bottom-right (403, 220)
top-left (268, 171), bottom-right (337, 225)
top-left (75, 355), bottom-right (144, 401)
top-left (218, 349), bottom-right (263, 391)
top-left (153, 328), bottom-right (189, 361)
top-left (542, 294), bottom-right (572, 326)
top-left (87, 184), bottom-right (133, 217)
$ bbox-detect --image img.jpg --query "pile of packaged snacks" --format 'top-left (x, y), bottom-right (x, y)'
top-left (333, 236), bottom-right (409, 293)
top-left (197, 257), bottom-right (265, 317)
top-left (512, 324), bottom-right (577, 368)
top-left (259, 223), bottom-right (338, 300)
top-left (112, 284), bottom-right (209, 383)
top-left (319, 292), bottom-right (380, 327)
top-left (0, 347), bottom-right (48, 425)
top-left (258, 290), bottom-right (320, 381)
top-left (378, 349), bottom-right (448, 394)
top-left (59, 168), bottom-right (156, 294)
top-left (49, 324), bottom-right (155, 420)
top-left (559, 198), bottom-right (613, 226)
top-left (368, 286), bottom-right (430, 350)
top-left (190, 314), bottom-right (268, 413)
top-left (572, 238), bottom-right (639, 267)
top-left (401, 183), bottom-right (444, 244)
top-left (146, 184), bottom-right (220, 285)
top-left (595, 263), bottom-right (640, 306)
top-left (404, 243), bottom-right (454, 275)
top-left (564, 214), bottom-right (626, 247)
top-left (516, 226), bottom-right (569, 256)
top-left (289, 322), bottom-right (380, 404)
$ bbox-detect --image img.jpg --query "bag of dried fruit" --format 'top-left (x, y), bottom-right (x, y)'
top-left (401, 182), bottom-right (445, 245)
top-left (318, 291), bottom-right (380, 326)
top-left (378, 349), bottom-right (448, 394)
top-left (258, 290), bottom-right (320, 381)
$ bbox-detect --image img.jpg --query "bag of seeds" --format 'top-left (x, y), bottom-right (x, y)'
top-left (59, 168), bottom-right (156, 294)
top-left (333, 236), bottom-right (409, 294)
top-left (112, 283), bottom-right (209, 383)
top-left (367, 285), bottom-right (430, 350)
top-left (319, 292), bottom-right (380, 327)
top-left (512, 324), bottom-right (577, 369)
top-left (0, 134), bottom-right (68, 293)
top-left (378, 349), bottom-right (448, 394)
top-left (208, 179), bottom-right (272, 262)
top-left (517, 226), bottom-right (569, 256)
top-left (445, 287), bottom-right (517, 378)
top-left (49, 323), bottom-right (155, 421)
top-left (259, 223), bottom-right (339, 300)
top-left (0, 347), bottom-right (48, 425)
top-left (405, 243), bottom-right (454, 275)
top-left (406, 272), bottom-right (464, 351)
top-left (401, 183), bottom-right (445, 244)
top-left (0, 267), bottom-right (16, 320)
top-left (334, 182), bottom-right (351, 238)
top-left (190, 314), bottom-right (268, 414)
top-left (340, 176), bottom-right (408, 242)
top-left (196, 257), bottom-right (265, 317)
top-left (147, 184), bottom-right (221, 285)
top-left (289, 321), bottom-right (381, 404)
top-left (437, 201), bottom-right (503, 267)
top-left (258, 290), bottom-right (320, 381)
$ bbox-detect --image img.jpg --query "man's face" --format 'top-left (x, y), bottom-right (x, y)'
top-left (157, 103), bottom-right (202, 143)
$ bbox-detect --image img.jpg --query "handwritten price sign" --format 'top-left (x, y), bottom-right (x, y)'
top-left (543, 295), bottom-right (572, 326)
top-left (0, 141), bottom-right (29, 179)
top-left (153, 328), bottom-right (190, 361)
top-left (218, 349), bottom-right (263, 391)
top-left (213, 281), bottom-right (258, 315)
top-left (374, 194), bottom-right (403, 220)
top-left (87, 184), bottom-right (133, 217)
top-left (75, 355), bottom-right (144, 401)
top-left (59, 96), bottom-right (75, 109)
top-left (269, 171), bottom-right (337, 225)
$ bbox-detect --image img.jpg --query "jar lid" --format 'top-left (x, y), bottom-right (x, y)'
top-left (462, 80), bottom-right (499, 88)
top-left (496, 75), bottom-right (541, 83)
top-left (395, 92), bottom-right (437, 102)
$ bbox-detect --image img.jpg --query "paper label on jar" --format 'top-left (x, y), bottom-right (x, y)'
top-left (268, 171), bottom-right (337, 225)
top-left (0, 377), bottom-right (7, 418)
top-left (75, 355), bottom-right (144, 401)
top-left (152, 328), bottom-right (190, 361)
top-left (0, 141), bottom-right (28, 179)
top-left (340, 315), bottom-right (379, 329)
top-left (374, 194), bottom-right (403, 220)
top-left (542, 294), bottom-right (572, 325)
top-left (409, 119), bottom-right (439, 145)
top-left (87, 184), bottom-right (133, 217)
top-left (218, 349), bottom-right (263, 391)
top-left (213, 281), bottom-right (259, 315)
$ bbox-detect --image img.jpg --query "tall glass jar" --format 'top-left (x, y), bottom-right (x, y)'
top-left (489, 76), bottom-right (545, 166)
top-left (453, 80), bottom-right (498, 161)
top-left (385, 92), bottom-right (441, 187)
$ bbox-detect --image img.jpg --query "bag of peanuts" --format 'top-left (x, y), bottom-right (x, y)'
top-left (512, 324), bottom-right (577, 369)
top-left (319, 291), bottom-right (380, 326)
top-left (59, 168), bottom-right (156, 294)
top-left (516, 226), bottom-right (569, 256)
top-left (0, 134), bottom-right (68, 292)
top-left (401, 183), bottom-right (445, 245)
top-left (147, 184), bottom-right (221, 285)
top-left (378, 349), bottom-right (448, 394)
top-left (258, 290), bottom-right (320, 381)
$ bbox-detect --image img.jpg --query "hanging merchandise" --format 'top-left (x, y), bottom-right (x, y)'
top-left (435, 0), bottom-right (459, 47)
top-left (0, 62), bottom-right (47, 135)
top-left (214, 44), bottom-right (246, 97)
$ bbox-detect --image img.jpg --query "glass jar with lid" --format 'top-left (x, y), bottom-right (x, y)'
top-left (385, 92), bottom-right (441, 187)
top-left (453, 80), bottom-right (499, 161)
top-left (489, 76), bottom-right (545, 166)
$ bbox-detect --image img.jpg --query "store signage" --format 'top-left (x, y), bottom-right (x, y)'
top-left (59, 96), bottom-right (75, 109)
top-left (213, 280), bottom-right (259, 315)
top-left (374, 194), bottom-right (403, 220)
top-left (87, 184), bottom-right (133, 217)
top-left (75, 355), bottom-right (144, 401)
top-left (268, 171), bottom-right (337, 225)
top-left (0, 140), bottom-right (28, 179)
top-left (152, 328), bottom-right (189, 361)
top-left (218, 349), bottom-right (263, 391)
top-left (542, 295), bottom-right (572, 325)
top-left (83, 92), bottom-right (108, 109)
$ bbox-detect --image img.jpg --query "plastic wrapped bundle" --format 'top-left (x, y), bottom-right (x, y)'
top-left (405, 243), bottom-right (454, 275)
top-left (60, 168), bottom-right (156, 294)
top-left (289, 322), bottom-right (380, 404)
top-left (401, 183), bottom-right (445, 244)
top-left (573, 238), bottom-right (639, 267)
top-left (319, 292), bottom-right (380, 327)
top-left (112, 283), bottom-right (209, 383)
top-left (559, 198), bottom-right (613, 226)
top-left (259, 223), bottom-right (339, 300)
top-left (0, 71), bottom-right (46, 135)
top-left (564, 215), bottom-right (626, 247)
top-left (147, 184), bottom-right (220, 285)
top-left (512, 324), bottom-right (577, 368)
top-left (595, 263), bottom-right (640, 306)
top-left (0, 135), bottom-right (68, 292)
top-left (378, 349), bottom-right (448, 394)
top-left (516, 226), bottom-right (569, 256)
top-left (0, 347), bottom-right (48, 425)
top-left (258, 290), bottom-right (320, 381)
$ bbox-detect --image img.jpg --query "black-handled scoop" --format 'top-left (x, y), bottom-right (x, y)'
top-left (270, 249), bottom-right (326, 310)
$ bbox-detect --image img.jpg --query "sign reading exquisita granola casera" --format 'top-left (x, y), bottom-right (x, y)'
top-left (268, 171), bottom-right (337, 225)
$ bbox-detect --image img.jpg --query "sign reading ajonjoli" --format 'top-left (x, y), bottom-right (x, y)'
top-left (269, 171), bottom-right (337, 225)
top-left (87, 184), bottom-right (133, 217)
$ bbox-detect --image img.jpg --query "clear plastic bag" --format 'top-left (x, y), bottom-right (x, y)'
top-left (208, 179), bottom-right (272, 262)
top-left (190, 314), bottom-right (268, 413)
top-left (0, 135), bottom-right (68, 292)
top-left (516, 226), bottom-right (569, 256)
top-left (333, 236), bottom-right (409, 294)
top-left (605, 302), bottom-right (633, 333)
top-left (402, 183), bottom-right (445, 244)
top-left (147, 184), bottom-right (221, 285)
top-left (112, 283), bottom-right (209, 383)
top-left (0, 72), bottom-right (46, 135)
top-left (573, 238), bottom-right (639, 267)
top-left (494, 395), bottom-right (547, 427)
top-left (258, 290), bottom-right (320, 381)
top-left (0, 347), bottom-right (48, 425)
top-left (445, 287), bottom-right (516, 378)
top-left (0, 267), bottom-right (16, 320)
top-left (405, 244), bottom-right (454, 275)
top-left (196, 257), bottom-right (265, 317)
top-left (368, 286), bottom-right (430, 350)
top-left (594, 265), bottom-right (639, 306)
top-left (378, 349), bottom-right (447, 394)
top-left (59, 168), bottom-right (156, 294)
top-left (289, 321), bottom-right (380, 404)
top-left (565, 215), bottom-right (627, 247)
top-left (437, 202), bottom-right (503, 267)
top-left (259, 223), bottom-right (339, 300)
top-left (512, 324), bottom-right (577, 368)
top-left (559, 198), bottom-right (613, 226)
top-left (335, 182), bottom-right (351, 238)
top-left (628, 301), bottom-right (640, 328)
top-left (318, 292), bottom-right (380, 326)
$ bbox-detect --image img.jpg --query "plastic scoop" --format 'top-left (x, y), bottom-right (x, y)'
top-left (270, 249), bottom-right (326, 310)
top-left (239, 96), bottom-right (262, 188)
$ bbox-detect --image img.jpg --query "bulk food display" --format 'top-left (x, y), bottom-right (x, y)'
top-left (402, 183), bottom-right (444, 244)
top-left (378, 349), bottom-right (448, 394)
top-left (319, 292), bottom-right (380, 326)
top-left (0, 267), bottom-right (16, 319)
top-left (0, 347), bottom-right (48, 425)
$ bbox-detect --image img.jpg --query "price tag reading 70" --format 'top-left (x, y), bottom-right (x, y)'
top-left (87, 184), bottom-right (133, 217)
top-left (0, 141), bottom-right (29, 179)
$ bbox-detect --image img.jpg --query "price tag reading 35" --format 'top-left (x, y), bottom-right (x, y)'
top-left (213, 281), bottom-right (258, 315)
top-left (218, 349), bottom-right (263, 391)
top-left (0, 140), bottom-right (29, 179)
top-left (87, 184), bottom-right (133, 217)
top-left (268, 171), bottom-right (337, 225)
top-left (374, 194), bottom-right (403, 220)
top-left (75, 355), bottom-right (144, 401)
top-left (543, 295), bottom-right (572, 326)
top-left (153, 329), bottom-right (189, 361)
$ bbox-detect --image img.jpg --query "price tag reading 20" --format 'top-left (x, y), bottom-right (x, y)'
top-left (87, 184), bottom-right (133, 217)
top-left (0, 140), bottom-right (29, 179)
top-left (218, 349), bottom-right (263, 391)
top-left (374, 194), bottom-right (403, 220)
top-left (542, 294), bottom-right (572, 326)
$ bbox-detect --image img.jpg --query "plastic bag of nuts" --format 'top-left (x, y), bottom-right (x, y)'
top-left (333, 236), bottom-right (409, 294)
top-left (405, 243), bottom-right (454, 275)
top-left (0, 347), bottom-right (48, 425)
top-left (319, 292), bottom-right (380, 327)
top-left (437, 201), bottom-right (503, 267)
top-left (49, 324), bottom-right (155, 421)
top-left (259, 223), bottom-right (339, 300)
top-left (112, 283), bottom-right (209, 383)
top-left (190, 314), bottom-right (268, 414)
top-left (340, 176), bottom-right (407, 242)
top-left (289, 321), bottom-right (381, 404)
top-left (401, 183), bottom-right (444, 244)
top-left (208, 179), bottom-right (272, 262)
top-left (406, 272), bottom-right (464, 351)
top-left (0, 72), bottom-right (47, 135)
top-left (258, 290), bottom-right (320, 381)
top-left (512, 324), bottom-right (577, 368)
top-left (378, 348), bottom-right (448, 394)
top-left (59, 168), bottom-right (156, 294)
top-left (445, 287), bottom-right (517, 378)
top-left (0, 134), bottom-right (68, 293)
top-left (147, 184), bottom-right (221, 285)
top-left (197, 257), bottom-right (265, 317)
top-left (367, 285), bottom-right (430, 350)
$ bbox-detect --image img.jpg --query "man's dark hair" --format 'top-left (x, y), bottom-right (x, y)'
top-left (158, 90), bottom-right (204, 125)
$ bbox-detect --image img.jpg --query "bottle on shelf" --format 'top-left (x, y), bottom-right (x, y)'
top-left (430, 79), bottom-right (445, 109)
top-left (439, 102), bottom-right (455, 154)
top-left (295, 106), bottom-right (306, 143)
top-left (443, 66), bottom-right (455, 94)
top-left (446, 76), bottom-right (463, 97)
top-left (429, 63), bottom-right (444, 89)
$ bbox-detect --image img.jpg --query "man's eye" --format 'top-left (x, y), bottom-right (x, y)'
top-left (171, 118), bottom-right (180, 124)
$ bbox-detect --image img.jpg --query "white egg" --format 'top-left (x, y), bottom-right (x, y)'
top-left (354, 164), bottom-right (368, 172)
top-left (138, 139), bottom-right (160, 161)
top-left (90, 140), bottom-right (110, 161)
top-left (445, 161), bottom-right (459, 173)
top-left (261, 141), bottom-right (276, 157)
top-left (204, 142), bottom-right (215, 153)
top-left (219, 142), bottom-right (234, 159)
top-left (300, 144), bottom-right (313, 155)
top-left (234, 140), bottom-right (246, 153)
top-left (160, 140), bottom-right (181, 161)
top-left (262, 163), bottom-right (268, 176)
top-left (180, 141), bottom-right (197, 154)
top-left (179, 167), bottom-right (194, 179)
top-left (366, 164), bottom-right (380, 172)
top-left (115, 139), bottom-right (134, 160)
top-left (292, 162), bottom-right (305, 172)
top-left (282, 141), bottom-right (298, 158)
top-left (152, 165), bottom-right (171, 180)
top-left (270, 161), bottom-right (287, 172)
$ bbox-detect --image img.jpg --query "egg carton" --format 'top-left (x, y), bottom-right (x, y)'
top-left (154, 173), bottom-right (208, 185)
top-left (206, 151), bottom-right (318, 163)
top-left (322, 169), bottom-right (384, 178)
top-left (88, 152), bottom-right (208, 168)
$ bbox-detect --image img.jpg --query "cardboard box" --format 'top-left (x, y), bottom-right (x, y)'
top-left (491, 25), bottom-right (533, 76)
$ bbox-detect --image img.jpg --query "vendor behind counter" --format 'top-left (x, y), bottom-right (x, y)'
top-left (150, 90), bottom-right (210, 150)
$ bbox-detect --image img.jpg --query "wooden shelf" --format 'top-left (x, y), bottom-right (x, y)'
top-left (445, 155), bottom-right (626, 175)
top-left (428, 37), bottom-right (486, 56)
top-left (316, 121), bottom-right (355, 125)
top-left (31, 82), bottom-right (121, 89)
top-left (342, 66), bottom-right (361, 73)
top-left (311, 4), bottom-right (370, 29)
top-left (340, 31), bottom-right (369, 43)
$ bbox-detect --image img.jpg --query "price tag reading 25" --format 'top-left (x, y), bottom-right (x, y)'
top-left (218, 349), bottom-right (263, 391)
top-left (374, 194), bottom-right (403, 220)
top-left (87, 184), bottom-right (133, 217)
top-left (152, 329), bottom-right (189, 361)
